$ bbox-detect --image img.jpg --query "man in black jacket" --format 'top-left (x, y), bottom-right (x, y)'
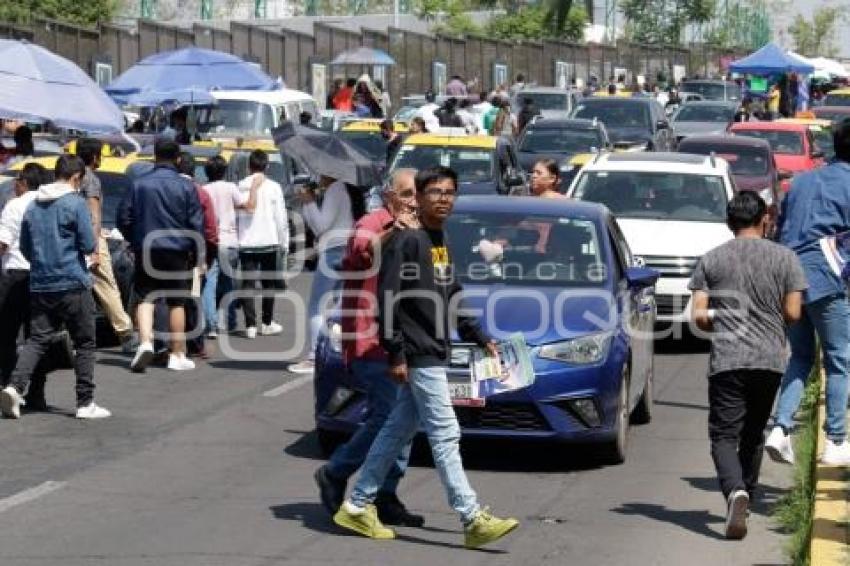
top-left (118, 140), bottom-right (204, 373)
top-left (333, 166), bottom-right (519, 549)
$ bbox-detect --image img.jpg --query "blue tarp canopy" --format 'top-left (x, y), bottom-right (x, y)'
top-left (105, 47), bottom-right (277, 107)
top-left (729, 42), bottom-right (815, 75)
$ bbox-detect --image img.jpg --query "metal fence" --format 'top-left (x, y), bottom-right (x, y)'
top-left (0, 17), bottom-right (746, 108)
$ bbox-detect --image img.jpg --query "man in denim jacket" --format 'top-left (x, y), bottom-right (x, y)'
top-left (0, 155), bottom-right (110, 420)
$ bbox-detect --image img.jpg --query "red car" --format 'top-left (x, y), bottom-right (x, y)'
top-left (729, 121), bottom-right (826, 191)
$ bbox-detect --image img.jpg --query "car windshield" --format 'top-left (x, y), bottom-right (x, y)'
top-left (734, 129), bottom-right (804, 154)
top-left (681, 82), bottom-right (742, 101)
top-left (198, 100), bottom-right (276, 135)
top-left (446, 212), bottom-right (608, 287)
top-left (391, 146), bottom-right (494, 183)
top-left (573, 171), bottom-right (728, 222)
top-left (514, 93), bottom-right (569, 112)
top-left (339, 131), bottom-right (386, 162)
top-left (572, 101), bottom-right (650, 130)
top-left (824, 94), bottom-right (850, 107)
top-left (519, 129), bottom-right (602, 153)
top-left (96, 172), bottom-right (132, 230)
top-left (681, 144), bottom-right (770, 176)
top-left (674, 105), bottom-right (735, 123)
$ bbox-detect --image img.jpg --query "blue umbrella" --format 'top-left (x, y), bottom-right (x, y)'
top-left (105, 47), bottom-right (277, 107)
top-left (0, 39), bottom-right (124, 133)
top-left (330, 47), bottom-right (396, 66)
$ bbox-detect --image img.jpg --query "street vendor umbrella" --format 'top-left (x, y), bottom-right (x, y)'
top-left (273, 122), bottom-right (381, 187)
top-left (330, 47), bottom-right (396, 67)
top-left (105, 47), bottom-right (277, 107)
top-left (0, 39), bottom-right (124, 133)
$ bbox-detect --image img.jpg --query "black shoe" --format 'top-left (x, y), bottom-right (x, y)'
top-left (23, 395), bottom-right (49, 413)
top-left (375, 492), bottom-right (425, 527)
top-left (314, 465), bottom-right (346, 516)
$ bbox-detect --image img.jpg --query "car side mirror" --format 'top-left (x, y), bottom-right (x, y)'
top-left (777, 169), bottom-right (793, 181)
top-left (293, 173), bottom-right (311, 186)
top-left (625, 266), bottom-right (659, 289)
top-left (812, 150), bottom-right (825, 159)
top-left (656, 119), bottom-right (669, 130)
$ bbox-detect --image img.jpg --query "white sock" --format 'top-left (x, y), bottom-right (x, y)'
top-left (343, 500), bottom-right (365, 515)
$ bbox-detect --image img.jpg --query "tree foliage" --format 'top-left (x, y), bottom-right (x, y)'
top-left (621, 0), bottom-right (715, 44)
top-left (0, 0), bottom-right (117, 26)
top-left (788, 6), bottom-right (842, 58)
top-left (487, 5), bottom-right (587, 41)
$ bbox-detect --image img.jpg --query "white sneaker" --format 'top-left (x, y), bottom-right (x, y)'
top-left (821, 438), bottom-right (850, 466)
top-left (244, 327), bottom-right (257, 339)
top-left (76, 402), bottom-right (111, 419)
top-left (207, 329), bottom-right (218, 339)
top-left (765, 426), bottom-right (794, 465)
top-left (0, 386), bottom-right (24, 419)
top-left (130, 342), bottom-right (155, 372)
top-left (167, 354), bottom-right (196, 371)
top-left (288, 360), bottom-right (315, 374)
top-left (724, 490), bottom-right (749, 540)
top-left (260, 321), bottom-right (283, 336)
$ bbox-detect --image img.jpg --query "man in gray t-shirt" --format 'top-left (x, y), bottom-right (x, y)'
top-left (688, 191), bottom-right (806, 540)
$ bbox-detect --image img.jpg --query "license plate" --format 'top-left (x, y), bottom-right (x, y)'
top-left (448, 381), bottom-right (485, 407)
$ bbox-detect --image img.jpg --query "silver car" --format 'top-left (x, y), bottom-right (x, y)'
top-left (671, 101), bottom-right (738, 143)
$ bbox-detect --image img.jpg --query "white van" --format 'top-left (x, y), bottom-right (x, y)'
top-left (567, 152), bottom-right (735, 324)
top-left (199, 89), bottom-right (319, 136)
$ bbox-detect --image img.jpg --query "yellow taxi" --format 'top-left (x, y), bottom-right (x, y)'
top-left (388, 133), bottom-right (527, 195)
top-left (776, 117), bottom-right (835, 160)
top-left (823, 88), bottom-right (850, 107)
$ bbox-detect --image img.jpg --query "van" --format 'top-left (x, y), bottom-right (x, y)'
top-left (198, 89), bottom-right (319, 137)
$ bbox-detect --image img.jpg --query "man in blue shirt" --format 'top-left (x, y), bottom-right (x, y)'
top-left (765, 119), bottom-right (850, 466)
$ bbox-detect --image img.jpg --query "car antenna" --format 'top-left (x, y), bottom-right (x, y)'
top-left (709, 151), bottom-right (717, 168)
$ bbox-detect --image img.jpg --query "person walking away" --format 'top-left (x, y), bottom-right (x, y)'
top-left (531, 159), bottom-right (565, 199)
top-left (764, 119), bottom-right (850, 466)
top-left (472, 92), bottom-right (493, 133)
top-left (415, 91), bottom-right (441, 133)
top-left (436, 98), bottom-right (464, 128)
top-left (380, 119), bottom-right (403, 165)
top-left (201, 155), bottom-right (258, 338)
top-left (517, 97), bottom-right (541, 134)
top-left (333, 166), bottom-right (519, 548)
top-left (118, 140), bottom-right (204, 372)
top-left (315, 169), bottom-right (424, 527)
top-left (491, 98), bottom-right (516, 137)
top-left (289, 175), bottom-right (354, 374)
top-left (235, 150), bottom-right (288, 339)
top-left (510, 73), bottom-right (526, 95)
top-left (374, 80), bottom-right (392, 117)
top-left (176, 152), bottom-right (218, 358)
top-left (0, 163), bottom-right (50, 409)
top-left (76, 138), bottom-right (136, 352)
top-left (0, 155), bottom-right (110, 419)
top-left (689, 192), bottom-right (805, 540)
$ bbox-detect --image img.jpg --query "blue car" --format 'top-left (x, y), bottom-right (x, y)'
top-left (314, 197), bottom-right (659, 464)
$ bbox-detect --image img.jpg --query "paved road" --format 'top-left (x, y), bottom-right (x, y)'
top-left (0, 276), bottom-right (792, 565)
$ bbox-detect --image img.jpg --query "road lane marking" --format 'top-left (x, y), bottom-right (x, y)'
top-left (263, 375), bottom-right (313, 397)
top-left (0, 481), bottom-right (65, 513)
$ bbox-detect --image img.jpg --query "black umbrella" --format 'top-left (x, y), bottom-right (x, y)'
top-left (273, 122), bottom-right (381, 187)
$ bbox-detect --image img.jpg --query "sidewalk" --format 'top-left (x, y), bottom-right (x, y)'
top-left (810, 371), bottom-right (850, 565)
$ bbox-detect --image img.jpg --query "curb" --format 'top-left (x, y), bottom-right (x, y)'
top-left (810, 369), bottom-right (849, 565)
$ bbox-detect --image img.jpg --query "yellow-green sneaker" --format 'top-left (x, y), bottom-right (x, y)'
top-left (464, 508), bottom-right (519, 549)
top-left (333, 501), bottom-right (396, 540)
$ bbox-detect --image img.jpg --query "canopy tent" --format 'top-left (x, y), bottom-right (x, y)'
top-left (105, 47), bottom-right (277, 107)
top-left (330, 47), bottom-right (396, 66)
top-left (788, 52), bottom-right (831, 80)
top-left (812, 57), bottom-right (849, 78)
top-left (0, 39), bottom-right (124, 133)
top-left (729, 42), bottom-right (814, 75)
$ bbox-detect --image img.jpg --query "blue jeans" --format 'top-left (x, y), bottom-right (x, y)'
top-left (307, 246), bottom-right (344, 360)
top-left (774, 293), bottom-right (850, 442)
top-left (349, 365), bottom-right (479, 524)
top-left (201, 248), bottom-right (239, 332)
top-left (326, 360), bottom-right (409, 493)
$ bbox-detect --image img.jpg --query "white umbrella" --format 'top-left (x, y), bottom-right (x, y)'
top-left (0, 39), bottom-right (124, 133)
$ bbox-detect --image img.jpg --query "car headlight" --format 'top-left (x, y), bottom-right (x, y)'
top-left (758, 187), bottom-right (774, 206)
top-left (538, 332), bottom-right (613, 365)
top-left (327, 321), bottom-right (342, 353)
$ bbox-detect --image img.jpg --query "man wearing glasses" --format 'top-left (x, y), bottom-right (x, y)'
top-left (333, 166), bottom-right (519, 549)
top-left (0, 163), bottom-right (49, 408)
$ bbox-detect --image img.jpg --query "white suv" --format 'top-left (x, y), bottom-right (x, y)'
top-left (567, 152), bottom-right (734, 323)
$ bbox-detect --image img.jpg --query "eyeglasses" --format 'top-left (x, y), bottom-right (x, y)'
top-left (423, 188), bottom-right (457, 201)
top-left (394, 188), bottom-right (416, 199)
